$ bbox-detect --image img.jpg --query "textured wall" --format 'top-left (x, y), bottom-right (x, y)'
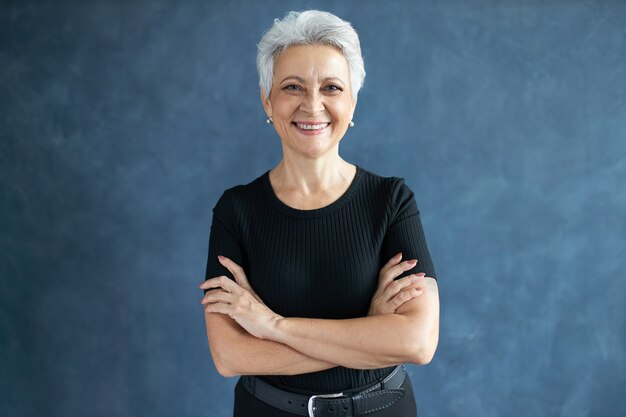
top-left (1, 1), bottom-right (625, 416)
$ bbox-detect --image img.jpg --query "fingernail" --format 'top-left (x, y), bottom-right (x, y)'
top-left (217, 255), bottom-right (224, 261)
top-left (408, 259), bottom-right (417, 265)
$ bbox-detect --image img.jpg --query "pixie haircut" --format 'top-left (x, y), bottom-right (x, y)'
top-left (257, 10), bottom-right (366, 101)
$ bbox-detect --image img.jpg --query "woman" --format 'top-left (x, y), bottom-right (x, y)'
top-left (199, 10), bottom-right (439, 417)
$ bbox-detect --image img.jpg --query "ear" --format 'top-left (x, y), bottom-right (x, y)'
top-left (260, 88), bottom-right (272, 117)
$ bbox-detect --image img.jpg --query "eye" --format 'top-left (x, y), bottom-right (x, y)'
top-left (283, 84), bottom-right (303, 91)
top-left (323, 84), bottom-right (342, 92)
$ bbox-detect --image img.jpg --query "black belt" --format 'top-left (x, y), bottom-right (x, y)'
top-left (240, 364), bottom-right (407, 416)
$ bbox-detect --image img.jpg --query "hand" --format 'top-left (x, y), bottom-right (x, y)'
top-left (199, 255), bottom-right (283, 340)
top-left (216, 255), bottom-right (265, 304)
top-left (367, 252), bottom-right (426, 316)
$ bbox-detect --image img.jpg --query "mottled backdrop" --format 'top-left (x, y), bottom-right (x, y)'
top-left (1, 0), bottom-right (625, 416)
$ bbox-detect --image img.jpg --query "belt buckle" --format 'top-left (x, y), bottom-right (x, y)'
top-left (307, 392), bottom-right (344, 417)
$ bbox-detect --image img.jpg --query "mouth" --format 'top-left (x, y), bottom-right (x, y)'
top-left (292, 121), bottom-right (331, 134)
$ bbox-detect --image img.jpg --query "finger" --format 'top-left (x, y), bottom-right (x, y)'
top-left (217, 256), bottom-right (250, 287)
top-left (204, 301), bottom-right (231, 316)
top-left (199, 275), bottom-right (240, 294)
top-left (217, 256), bottom-right (264, 301)
top-left (378, 257), bottom-right (413, 287)
top-left (385, 260), bottom-right (421, 283)
top-left (382, 273), bottom-right (425, 301)
top-left (199, 275), bottom-right (228, 290)
top-left (201, 290), bottom-right (233, 305)
top-left (380, 252), bottom-right (403, 276)
top-left (390, 287), bottom-right (424, 310)
top-left (379, 261), bottom-right (421, 289)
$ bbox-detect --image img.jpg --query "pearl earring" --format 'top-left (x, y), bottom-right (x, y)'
top-left (266, 116), bottom-right (273, 124)
top-left (349, 121), bottom-right (355, 127)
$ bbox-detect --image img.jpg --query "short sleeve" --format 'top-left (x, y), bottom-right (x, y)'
top-left (380, 178), bottom-right (437, 280)
top-left (203, 189), bottom-right (248, 294)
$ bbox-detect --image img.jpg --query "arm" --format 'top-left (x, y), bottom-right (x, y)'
top-left (205, 311), bottom-right (338, 377)
top-left (203, 179), bottom-right (439, 374)
top-left (269, 277), bottom-right (439, 369)
top-left (204, 253), bottom-right (428, 376)
top-left (202, 191), bottom-right (337, 377)
top-left (201, 258), bottom-right (439, 372)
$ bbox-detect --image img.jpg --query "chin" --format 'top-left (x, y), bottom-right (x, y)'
top-left (296, 144), bottom-right (340, 159)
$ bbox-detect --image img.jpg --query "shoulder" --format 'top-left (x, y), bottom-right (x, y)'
top-left (357, 165), bottom-right (415, 209)
top-left (213, 170), bottom-right (267, 210)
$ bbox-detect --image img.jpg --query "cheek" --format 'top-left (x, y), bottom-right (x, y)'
top-left (272, 96), bottom-right (299, 117)
top-left (335, 97), bottom-right (353, 117)
top-left (331, 100), bottom-right (354, 120)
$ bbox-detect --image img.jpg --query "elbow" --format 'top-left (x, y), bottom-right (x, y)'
top-left (405, 333), bottom-right (438, 366)
top-left (214, 357), bottom-right (237, 377)
top-left (210, 344), bottom-right (240, 378)
top-left (205, 313), bottom-right (244, 378)
top-left (214, 354), bottom-right (241, 377)
top-left (216, 366), bottom-right (238, 378)
top-left (409, 345), bottom-right (437, 366)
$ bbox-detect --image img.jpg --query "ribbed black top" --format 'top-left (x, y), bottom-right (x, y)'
top-left (204, 164), bottom-right (436, 394)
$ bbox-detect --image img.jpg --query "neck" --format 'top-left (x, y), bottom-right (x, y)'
top-left (270, 155), bottom-right (355, 194)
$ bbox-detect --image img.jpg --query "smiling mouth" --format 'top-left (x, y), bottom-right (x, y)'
top-left (292, 122), bottom-right (331, 131)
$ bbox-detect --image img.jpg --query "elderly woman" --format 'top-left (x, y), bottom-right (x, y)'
top-left (200, 10), bottom-right (439, 417)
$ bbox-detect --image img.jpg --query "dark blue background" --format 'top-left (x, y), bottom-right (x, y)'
top-left (2, 1), bottom-right (625, 416)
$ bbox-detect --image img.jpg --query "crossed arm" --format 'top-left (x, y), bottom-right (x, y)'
top-left (202, 256), bottom-right (439, 377)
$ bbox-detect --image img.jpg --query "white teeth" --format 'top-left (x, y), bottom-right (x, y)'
top-left (296, 122), bottom-right (329, 130)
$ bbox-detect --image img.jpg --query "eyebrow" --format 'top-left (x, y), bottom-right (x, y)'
top-left (279, 76), bottom-right (345, 86)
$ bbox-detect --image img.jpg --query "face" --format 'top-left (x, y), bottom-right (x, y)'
top-left (261, 44), bottom-right (357, 159)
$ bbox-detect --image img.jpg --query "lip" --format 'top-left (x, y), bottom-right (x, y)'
top-left (292, 121), bottom-right (331, 136)
top-left (294, 121), bottom-right (331, 125)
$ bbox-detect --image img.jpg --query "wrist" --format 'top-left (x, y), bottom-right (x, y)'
top-left (270, 316), bottom-right (289, 343)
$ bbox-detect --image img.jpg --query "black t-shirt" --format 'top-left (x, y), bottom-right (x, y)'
top-left (204, 164), bottom-right (437, 393)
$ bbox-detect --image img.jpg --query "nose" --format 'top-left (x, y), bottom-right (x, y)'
top-left (299, 91), bottom-right (325, 114)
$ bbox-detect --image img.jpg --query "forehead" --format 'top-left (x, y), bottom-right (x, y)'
top-left (273, 44), bottom-right (350, 81)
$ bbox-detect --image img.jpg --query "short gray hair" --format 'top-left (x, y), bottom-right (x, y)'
top-left (256, 10), bottom-right (366, 101)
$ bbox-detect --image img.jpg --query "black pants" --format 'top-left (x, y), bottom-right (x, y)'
top-left (233, 373), bottom-right (418, 417)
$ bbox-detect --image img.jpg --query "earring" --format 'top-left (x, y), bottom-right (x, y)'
top-left (349, 120), bottom-right (355, 128)
top-left (266, 116), bottom-right (273, 124)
